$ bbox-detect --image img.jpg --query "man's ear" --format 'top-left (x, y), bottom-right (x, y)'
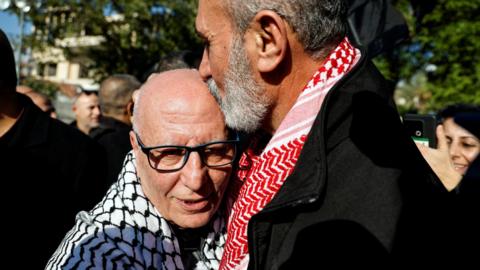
top-left (129, 130), bottom-right (139, 151)
top-left (246, 10), bottom-right (288, 73)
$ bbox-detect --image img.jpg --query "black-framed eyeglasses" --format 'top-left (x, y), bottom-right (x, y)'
top-left (135, 131), bottom-right (239, 172)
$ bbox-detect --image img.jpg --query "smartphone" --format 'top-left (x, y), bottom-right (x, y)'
top-left (403, 114), bottom-right (437, 148)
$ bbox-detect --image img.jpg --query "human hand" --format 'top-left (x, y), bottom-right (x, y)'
top-left (415, 125), bottom-right (463, 191)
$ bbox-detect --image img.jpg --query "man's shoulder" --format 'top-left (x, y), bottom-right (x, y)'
top-left (81, 177), bottom-right (143, 229)
top-left (46, 209), bottom-right (128, 269)
top-left (90, 117), bottom-right (131, 139)
top-left (44, 116), bottom-right (106, 155)
top-left (85, 186), bottom-right (127, 224)
top-left (49, 118), bottom-right (93, 142)
top-left (41, 116), bottom-right (108, 186)
top-left (15, 96), bottom-right (100, 151)
top-left (337, 56), bottom-right (394, 100)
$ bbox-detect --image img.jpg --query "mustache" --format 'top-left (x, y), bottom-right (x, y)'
top-left (207, 78), bottom-right (223, 106)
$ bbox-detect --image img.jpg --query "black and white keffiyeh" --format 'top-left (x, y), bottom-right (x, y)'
top-left (46, 152), bottom-right (226, 270)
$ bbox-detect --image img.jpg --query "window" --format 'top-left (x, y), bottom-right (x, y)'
top-left (46, 63), bottom-right (57, 77)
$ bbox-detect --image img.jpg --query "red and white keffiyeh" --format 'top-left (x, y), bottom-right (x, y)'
top-left (220, 37), bottom-right (361, 270)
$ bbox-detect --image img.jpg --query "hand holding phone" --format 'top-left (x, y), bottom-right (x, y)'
top-left (403, 114), bottom-right (437, 148)
top-left (414, 125), bottom-right (463, 191)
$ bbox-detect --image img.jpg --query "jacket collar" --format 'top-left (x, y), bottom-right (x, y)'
top-left (260, 47), bottom-right (369, 213)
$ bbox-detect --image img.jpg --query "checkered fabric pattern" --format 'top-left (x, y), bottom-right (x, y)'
top-left (46, 152), bottom-right (226, 270)
top-left (220, 38), bottom-right (360, 269)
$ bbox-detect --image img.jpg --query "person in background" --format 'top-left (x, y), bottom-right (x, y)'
top-left (71, 89), bottom-right (101, 135)
top-left (455, 111), bottom-right (480, 195)
top-left (96, 74), bottom-right (140, 127)
top-left (416, 104), bottom-right (480, 191)
top-left (16, 85), bottom-right (57, 118)
top-left (0, 28), bottom-right (108, 268)
top-left (91, 74), bottom-right (141, 184)
top-left (141, 50), bottom-right (202, 82)
top-left (16, 84), bottom-right (34, 94)
top-left (155, 50), bottom-right (202, 72)
top-left (24, 90), bottom-right (57, 118)
top-left (46, 69), bottom-right (238, 269)
top-left (195, 0), bottom-right (447, 268)
top-left (415, 104), bottom-right (480, 268)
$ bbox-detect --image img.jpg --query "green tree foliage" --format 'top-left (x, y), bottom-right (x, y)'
top-left (27, 0), bottom-right (201, 82)
top-left (377, 0), bottom-right (480, 113)
top-left (19, 0), bottom-right (480, 113)
top-left (417, 0), bottom-right (480, 111)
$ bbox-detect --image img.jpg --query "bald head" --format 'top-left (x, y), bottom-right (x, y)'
top-left (72, 91), bottom-right (101, 134)
top-left (133, 69), bottom-right (225, 140)
top-left (131, 69), bottom-right (232, 229)
top-left (0, 29), bottom-right (17, 94)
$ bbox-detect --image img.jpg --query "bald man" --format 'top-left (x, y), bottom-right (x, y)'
top-left (30, 92), bottom-right (57, 117)
top-left (98, 74), bottom-right (140, 126)
top-left (71, 90), bottom-right (101, 135)
top-left (91, 74), bottom-right (140, 184)
top-left (25, 91), bottom-right (57, 118)
top-left (47, 69), bottom-right (238, 269)
top-left (16, 85), bottom-right (57, 118)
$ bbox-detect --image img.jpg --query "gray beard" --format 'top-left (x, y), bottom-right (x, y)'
top-left (207, 36), bottom-right (270, 133)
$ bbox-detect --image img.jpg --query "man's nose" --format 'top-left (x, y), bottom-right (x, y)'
top-left (92, 106), bottom-right (101, 117)
top-left (181, 152), bottom-right (206, 191)
top-left (198, 48), bottom-right (211, 81)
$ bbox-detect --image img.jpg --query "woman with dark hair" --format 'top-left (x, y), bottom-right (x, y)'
top-left (417, 104), bottom-right (480, 191)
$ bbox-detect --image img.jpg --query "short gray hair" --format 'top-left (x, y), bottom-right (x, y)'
top-left (223, 0), bottom-right (347, 59)
top-left (100, 74), bottom-right (140, 116)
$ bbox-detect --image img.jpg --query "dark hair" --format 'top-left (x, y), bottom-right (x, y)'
top-left (155, 50), bottom-right (201, 73)
top-left (437, 104), bottom-right (480, 123)
top-left (141, 50), bottom-right (202, 82)
top-left (100, 74), bottom-right (140, 116)
top-left (0, 29), bottom-right (17, 90)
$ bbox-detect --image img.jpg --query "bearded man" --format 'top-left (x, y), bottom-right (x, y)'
top-left (195, 0), bottom-right (448, 268)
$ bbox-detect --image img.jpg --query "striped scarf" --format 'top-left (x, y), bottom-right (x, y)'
top-left (220, 37), bottom-right (360, 269)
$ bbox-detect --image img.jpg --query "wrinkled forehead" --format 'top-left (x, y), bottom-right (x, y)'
top-left (138, 106), bottom-right (228, 145)
top-left (135, 71), bottom-right (226, 141)
top-left (196, 0), bottom-right (230, 31)
top-left (140, 95), bottom-right (224, 127)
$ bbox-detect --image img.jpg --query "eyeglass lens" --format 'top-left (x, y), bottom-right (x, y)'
top-left (147, 142), bottom-right (235, 171)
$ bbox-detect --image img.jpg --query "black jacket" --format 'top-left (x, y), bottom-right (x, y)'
top-left (90, 116), bottom-right (132, 185)
top-left (246, 51), bottom-right (456, 269)
top-left (0, 94), bottom-right (109, 268)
